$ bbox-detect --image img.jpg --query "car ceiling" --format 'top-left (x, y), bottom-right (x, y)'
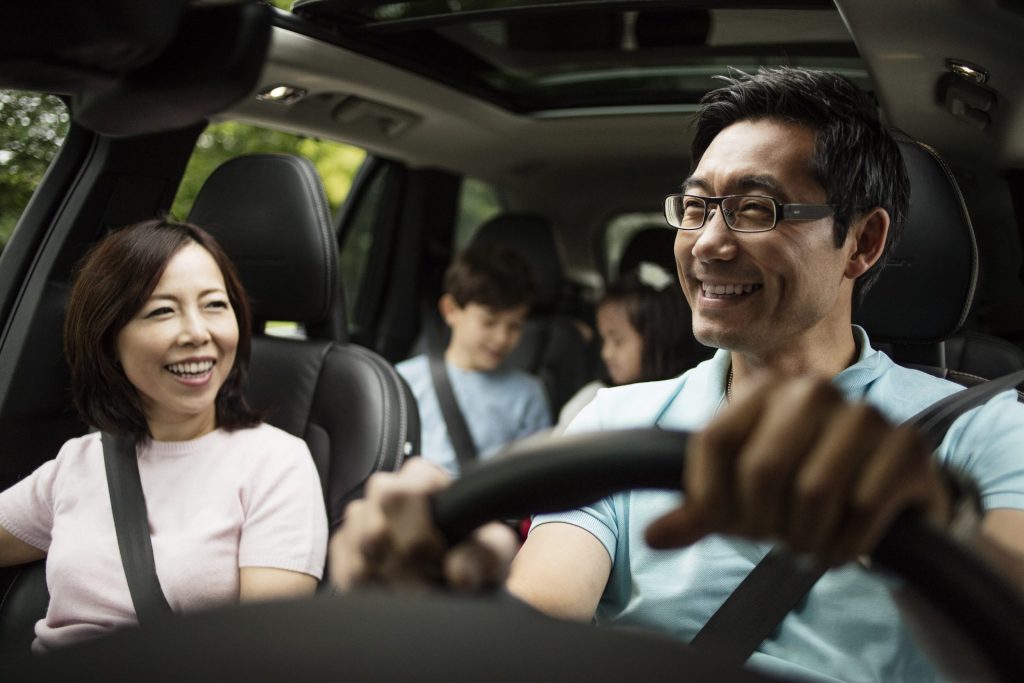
top-left (224, 0), bottom-right (1024, 262)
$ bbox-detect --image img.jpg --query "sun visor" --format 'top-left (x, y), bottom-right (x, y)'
top-left (0, 1), bottom-right (271, 137)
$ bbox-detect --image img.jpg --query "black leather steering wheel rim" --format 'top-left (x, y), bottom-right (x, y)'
top-left (432, 428), bottom-right (1024, 681)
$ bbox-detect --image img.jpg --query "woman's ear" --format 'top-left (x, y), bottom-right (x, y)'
top-left (844, 207), bottom-right (890, 280)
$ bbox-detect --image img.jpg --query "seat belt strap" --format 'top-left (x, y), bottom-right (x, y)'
top-left (427, 352), bottom-right (478, 469)
top-left (689, 367), bottom-right (1024, 663)
top-left (102, 432), bottom-right (173, 624)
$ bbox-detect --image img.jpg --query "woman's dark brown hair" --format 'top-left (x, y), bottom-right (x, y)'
top-left (63, 219), bottom-right (259, 441)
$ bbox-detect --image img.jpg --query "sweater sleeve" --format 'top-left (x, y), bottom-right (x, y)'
top-left (238, 436), bottom-right (328, 579)
top-left (0, 457), bottom-right (59, 552)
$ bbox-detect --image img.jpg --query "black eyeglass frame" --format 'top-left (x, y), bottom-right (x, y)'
top-left (664, 193), bottom-right (837, 233)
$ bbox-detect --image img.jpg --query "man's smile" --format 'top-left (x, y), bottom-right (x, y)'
top-left (700, 281), bottom-right (763, 298)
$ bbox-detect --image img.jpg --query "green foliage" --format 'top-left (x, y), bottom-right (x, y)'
top-left (171, 121), bottom-right (366, 220)
top-left (0, 91), bottom-right (69, 252)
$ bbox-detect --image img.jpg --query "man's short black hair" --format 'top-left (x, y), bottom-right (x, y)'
top-left (444, 242), bottom-right (536, 311)
top-left (691, 67), bottom-right (910, 307)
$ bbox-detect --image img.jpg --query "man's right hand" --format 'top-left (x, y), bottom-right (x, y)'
top-left (329, 458), bottom-right (520, 592)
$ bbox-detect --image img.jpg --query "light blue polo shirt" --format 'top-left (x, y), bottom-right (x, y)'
top-left (532, 326), bottom-right (1024, 682)
top-left (398, 354), bottom-right (551, 477)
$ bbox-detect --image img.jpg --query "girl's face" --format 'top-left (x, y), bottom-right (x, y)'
top-left (597, 301), bottom-right (644, 385)
top-left (115, 242), bottom-right (239, 441)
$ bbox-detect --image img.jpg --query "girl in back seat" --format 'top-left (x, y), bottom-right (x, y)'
top-left (556, 265), bottom-right (712, 432)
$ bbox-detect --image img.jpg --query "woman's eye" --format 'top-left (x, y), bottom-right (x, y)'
top-left (206, 300), bottom-right (229, 310)
top-left (144, 306), bottom-right (174, 318)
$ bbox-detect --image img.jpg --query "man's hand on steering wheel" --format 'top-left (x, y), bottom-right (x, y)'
top-left (645, 373), bottom-right (954, 567)
top-left (330, 458), bottom-right (519, 592)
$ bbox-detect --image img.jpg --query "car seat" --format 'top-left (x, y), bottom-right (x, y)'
top-left (470, 213), bottom-right (592, 412)
top-left (187, 153), bottom-right (420, 522)
top-left (616, 225), bottom-right (676, 279)
top-left (854, 137), bottom-right (1024, 382)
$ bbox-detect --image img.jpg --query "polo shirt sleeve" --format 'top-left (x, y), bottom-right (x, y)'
top-left (0, 457), bottom-right (58, 552)
top-left (238, 437), bottom-right (328, 579)
top-left (940, 390), bottom-right (1024, 511)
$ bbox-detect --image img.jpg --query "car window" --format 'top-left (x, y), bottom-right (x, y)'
top-left (454, 177), bottom-right (504, 249)
top-left (173, 120), bottom-right (366, 219)
top-left (0, 90), bottom-right (69, 255)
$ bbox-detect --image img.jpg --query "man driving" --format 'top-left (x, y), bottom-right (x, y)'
top-left (330, 68), bottom-right (1024, 682)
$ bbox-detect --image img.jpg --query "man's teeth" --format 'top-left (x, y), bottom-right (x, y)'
top-left (166, 361), bottom-right (214, 376)
top-left (702, 283), bottom-right (761, 295)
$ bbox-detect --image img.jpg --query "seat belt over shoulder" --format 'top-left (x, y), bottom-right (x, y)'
top-left (690, 367), bottom-right (1024, 663)
top-left (102, 432), bottom-right (173, 624)
top-left (422, 306), bottom-right (478, 470)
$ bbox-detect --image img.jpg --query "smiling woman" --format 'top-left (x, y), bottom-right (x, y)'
top-left (0, 219), bottom-right (328, 652)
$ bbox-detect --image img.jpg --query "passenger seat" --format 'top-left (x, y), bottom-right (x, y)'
top-left (188, 153), bottom-right (419, 525)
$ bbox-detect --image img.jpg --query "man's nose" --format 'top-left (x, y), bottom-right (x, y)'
top-left (690, 206), bottom-right (738, 262)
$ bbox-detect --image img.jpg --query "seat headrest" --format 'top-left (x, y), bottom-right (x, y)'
top-left (853, 138), bottom-right (977, 343)
top-left (188, 154), bottom-right (346, 341)
top-left (618, 226), bottom-right (676, 278)
top-left (472, 213), bottom-right (563, 311)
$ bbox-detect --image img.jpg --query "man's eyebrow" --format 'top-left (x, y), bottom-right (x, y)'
top-left (736, 175), bottom-right (788, 199)
top-left (680, 176), bottom-right (710, 193)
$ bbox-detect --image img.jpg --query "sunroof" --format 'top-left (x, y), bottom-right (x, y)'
top-left (292, 1), bottom-right (868, 113)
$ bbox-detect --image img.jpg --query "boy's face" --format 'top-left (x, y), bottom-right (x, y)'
top-left (440, 295), bottom-right (529, 371)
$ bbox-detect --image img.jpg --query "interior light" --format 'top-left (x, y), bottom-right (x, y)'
top-left (946, 59), bottom-right (988, 84)
top-left (256, 85), bottom-right (307, 104)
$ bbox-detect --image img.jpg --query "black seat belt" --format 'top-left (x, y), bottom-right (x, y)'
top-left (427, 351), bottom-right (479, 470)
top-left (421, 300), bottom-right (478, 470)
top-left (689, 367), bottom-right (1024, 663)
top-left (101, 432), bottom-right (173, 624)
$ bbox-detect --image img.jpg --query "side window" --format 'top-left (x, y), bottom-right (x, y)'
top-left (453, 177), bottom-right (503, 249)
top-left (0, 90), bottom-right (70, 254)
top-left (173, 121), bottom-right (366, 219)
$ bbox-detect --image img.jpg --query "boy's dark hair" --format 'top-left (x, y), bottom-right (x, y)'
top-left (64, 218), bottom-right (260, 443)
top-left (691, 67), bottom-right (910, 308)
top-left (602, 272), bottom-right (710, 384)
top-left (444, 242), bottom-right (536, 310)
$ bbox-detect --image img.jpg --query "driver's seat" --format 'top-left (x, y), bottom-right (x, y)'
top-left (854, 136), bottom-right (1024, 386)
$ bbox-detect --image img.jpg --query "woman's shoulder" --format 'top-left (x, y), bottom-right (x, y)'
top-left (219, 423), bottom-right (310, 456)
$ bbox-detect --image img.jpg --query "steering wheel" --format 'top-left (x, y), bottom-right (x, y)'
top-left (4, 429), bottom-right (1022, 682)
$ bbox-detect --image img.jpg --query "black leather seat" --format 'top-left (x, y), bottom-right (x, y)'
top-left (616, 225), bottom-right (676, 279)
top-left (188, 153), bottom-right (420, 523)
top-left (471, 213), bottom-right (592, 412)
top-left (855, 137), bottom-right (1024, 383)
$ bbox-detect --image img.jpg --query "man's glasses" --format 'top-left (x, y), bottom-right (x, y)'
top-left (664, 194), bottom-right (836, 233)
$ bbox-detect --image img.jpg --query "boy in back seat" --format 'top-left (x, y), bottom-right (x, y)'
top-left (398, 243), bottom-right (551, 476)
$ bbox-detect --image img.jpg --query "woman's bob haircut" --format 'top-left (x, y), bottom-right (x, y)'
top-left (63, 219), bottom-right (260, 441)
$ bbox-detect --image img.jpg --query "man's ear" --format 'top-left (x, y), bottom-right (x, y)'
top-left (844, 208), bottom-right (890, 280)
top-left (438, 293), bottom-right (460, 326)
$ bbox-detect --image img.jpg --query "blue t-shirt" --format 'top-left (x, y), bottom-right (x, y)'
top-left (397, 354), bottom-right (551, 476)
top-left (533, 326), bottom-right (1024, 683)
